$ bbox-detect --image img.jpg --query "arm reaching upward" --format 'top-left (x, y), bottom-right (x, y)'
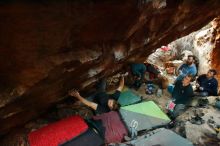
top-left (117, 76), bottom-right (124, 92)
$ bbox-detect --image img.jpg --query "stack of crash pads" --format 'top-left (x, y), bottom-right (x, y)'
top-left (93, 111), bottom-right (128, 143)
top-left (117, 88), bottom-right (142, 106)
top-left (28, 115), bottom-right (104, 146)
top-left (28, 116), bottom-right (88, 146)
top-left (120, 101), bottom-right (170, 133)
top-left (110, 128), bottom-right (194, 146)
top-left (61, 128), bottom-right (103, 146)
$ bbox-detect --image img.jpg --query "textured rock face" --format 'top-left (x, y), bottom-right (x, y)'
top-left (165, 17), bottom-right (220, 86)
top-left (0, 0), bottom-right (220, 135)
top-left (211, 17), bottom-right (220, 85)
top-left (166, 22), bottom-right (214, 74)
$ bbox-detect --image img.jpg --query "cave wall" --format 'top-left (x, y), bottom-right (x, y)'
top-left (211, 17), bottom-right (220, 86)
top-left (166, 21), bottom-right (214, 75)
top-left (0, 0), bottom-right (220, 135)
top-left (166, 16), bottom-right (220, 86)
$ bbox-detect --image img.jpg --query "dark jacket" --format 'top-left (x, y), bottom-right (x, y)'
top-left (197, 74), bottom-right (218, 96)
top-left (94, 91), bottom-right (121, 114)
top-left (131, 63), bottom-right (146, 80)
top-left (172, 80), bottom-right (193, 105)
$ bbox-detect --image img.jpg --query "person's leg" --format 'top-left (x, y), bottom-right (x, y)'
top-left (199, 91), bottom-right (209, 97)
top-left (194, 91), bottom-right (209, 97)
top-left (172, 104), bottom-right (186, 118)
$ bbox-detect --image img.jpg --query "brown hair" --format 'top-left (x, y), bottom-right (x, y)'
top-left (186, 74), bottom-right (194, 81)
top-left (188, 55), bottom-right (196, 60)
top-left (209, 69), bottom-right (217, 75)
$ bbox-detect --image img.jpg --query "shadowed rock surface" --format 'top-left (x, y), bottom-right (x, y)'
top-left (0, 0), bottom-right (220, 136)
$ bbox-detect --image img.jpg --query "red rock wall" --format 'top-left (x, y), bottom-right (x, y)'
top-left (0, 0), bottom-right (220, 135)
top-left (211, 17), bottom-right (220, 89)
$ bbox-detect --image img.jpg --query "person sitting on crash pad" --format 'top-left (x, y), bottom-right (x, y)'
top-left (167, 75), bottom-right (194, 119)
top-left (195, 69), bottom-right (218, 97)
top-left (69, 77), bottom-right (124, 115)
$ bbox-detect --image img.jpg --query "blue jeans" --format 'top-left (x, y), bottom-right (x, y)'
top-left (168, 104), bottom-right (186, 119)
top-left (194, 91), bottom-right (209, 97)
top-left (198, 91), bottom-right (209, 97)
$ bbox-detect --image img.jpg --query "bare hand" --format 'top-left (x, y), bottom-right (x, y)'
top-left (68, 89), bottom-right (80, 98)
top-left (121, 72), bottom-right (129, 77)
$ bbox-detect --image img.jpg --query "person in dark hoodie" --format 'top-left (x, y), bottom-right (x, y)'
top-left (130, 63), bottom-right (147, 89)
top-left (195, 69), bottom-right (218, 96)
top-left (167, 75), bottom-right (194, 119)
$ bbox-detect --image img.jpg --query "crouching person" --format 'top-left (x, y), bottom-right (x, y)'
top-left (195, 69), bottom-right (218, 97)
top-left (69, 77), bottom-right (124, 115)
top-left (130, 63), bottom-right (147, 89)
top-left (167, 75), bottom-right (194, 119)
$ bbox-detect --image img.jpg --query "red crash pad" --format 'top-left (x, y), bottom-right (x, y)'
top-left (28, 115), bottom-right (88, 146)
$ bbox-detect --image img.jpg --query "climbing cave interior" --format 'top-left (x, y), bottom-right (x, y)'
top-left (0, 0), bottom-right (220, 145)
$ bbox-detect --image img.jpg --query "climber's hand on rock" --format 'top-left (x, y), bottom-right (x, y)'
top-left (69, 89), bottom-right (80, 98)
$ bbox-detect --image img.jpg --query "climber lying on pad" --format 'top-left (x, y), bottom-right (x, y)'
top-left (69, 77), bottom-right (124, 114)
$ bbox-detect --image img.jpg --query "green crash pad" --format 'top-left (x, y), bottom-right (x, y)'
top-left (120, 101), bottom-right (170, 132)
top-left (117, 88), bottom-right (142, 106)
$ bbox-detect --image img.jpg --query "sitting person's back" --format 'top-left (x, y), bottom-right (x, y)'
top-left (131, 63), bottom-right (146, 79)
top-left (196, 69), bottom-right (218, 96)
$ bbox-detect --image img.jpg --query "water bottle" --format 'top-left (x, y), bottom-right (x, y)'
top-left (156, 88), bottom-right (162, 97)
